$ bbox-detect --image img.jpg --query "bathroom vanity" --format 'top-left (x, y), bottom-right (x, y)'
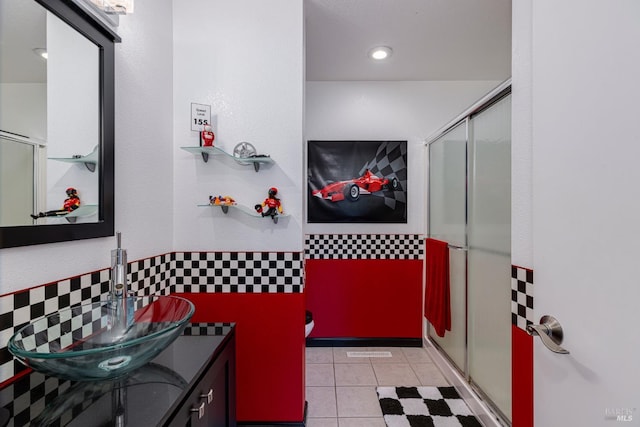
top-left (0, 323), bottom-right (236, 426)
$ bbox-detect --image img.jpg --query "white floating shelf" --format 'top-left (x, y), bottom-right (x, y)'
top-left (49, 146), bottom-right (99, 172)
top-left (180, 145), bottom-right (273, 171)
top-left (198, 203), bottom-right (288, 223)
top-left (64, 204), bottom-right (98, 223)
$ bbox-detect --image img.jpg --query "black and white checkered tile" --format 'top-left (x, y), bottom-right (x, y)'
top-left (0, 254), bottom-right (171, 385)
top-left (129, 253), bottom-right (174, 296)
top-left (183, 322), bottom-right (235, 336)
top-left (305, 234), bottom-right (424, 260)
top-left (171, 251), bottom-right (303, 294)
top-left (15, 301), bottom-right (120, 355)
top-left (0, 372), bottom-right (73, 427)
top-left (360, 141), bottom-right (408, 214)
top-left (0, 251), bottom-right (301, 384)
top-left (377, 386), bottom-right (482, 427)
top-left (511, 265), bottom-right (534, 331)
top-left (0, 273), bottom-right (111, 386)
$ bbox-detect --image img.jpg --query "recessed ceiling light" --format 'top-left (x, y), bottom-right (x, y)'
top-left (32, 48), bottom-right (47, 60)
top-left (369, 46), bottom-right (393, 60)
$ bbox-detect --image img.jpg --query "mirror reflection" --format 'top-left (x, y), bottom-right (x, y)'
top-left (0, 0), bottom-right (100, 227)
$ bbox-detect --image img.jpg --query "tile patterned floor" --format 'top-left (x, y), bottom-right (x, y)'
top-left (305, 346), bottom-right (450, 427)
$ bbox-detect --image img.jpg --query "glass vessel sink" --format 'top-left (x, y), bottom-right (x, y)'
top-left (8, 295), bottom-right (195, 381)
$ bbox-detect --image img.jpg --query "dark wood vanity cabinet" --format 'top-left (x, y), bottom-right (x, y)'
top-left (166, 331), bottom-right (236, 426)
top-left (0, 324), bottom-right (236, 427)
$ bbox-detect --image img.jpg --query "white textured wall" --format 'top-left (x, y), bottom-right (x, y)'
top-left (0, 84), bottom-right (46, 139)
top-left (511, 0), bottom-right (533, 268)
top-left (305, 80), bottom-right (501, 235)
top-left (112, 0), bottom-right (175, 257)
top-left (172, 0), bottom-right (304, 252)
top-left (0, 0), bottom-right (174, 295)
top-left (46, 11), bottom-right (100, 212)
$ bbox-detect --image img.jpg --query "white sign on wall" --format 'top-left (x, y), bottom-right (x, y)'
top-left (191, 103), bottom-right (211, 131)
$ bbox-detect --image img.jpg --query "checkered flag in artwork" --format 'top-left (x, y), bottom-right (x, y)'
top-left (359, 141), bottom-right (407, 213)
top-left (377, 386), bottom-right (483, 427)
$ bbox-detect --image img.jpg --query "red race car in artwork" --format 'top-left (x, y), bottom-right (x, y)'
top-left (311, 169), bottom-right (399, 202)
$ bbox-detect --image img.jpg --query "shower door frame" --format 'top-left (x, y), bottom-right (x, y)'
top-left (425, 79), bottom-right (512, 425)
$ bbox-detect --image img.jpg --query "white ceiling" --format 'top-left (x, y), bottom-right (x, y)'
top-left (0, 0), bottom-right (47, 83)
top-left (2, 0), bottom-right (511, 84)
top-left (305, 0), bottom-right (512, 81)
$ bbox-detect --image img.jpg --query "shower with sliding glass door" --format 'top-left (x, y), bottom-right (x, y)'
top-left (426, 84), bottom-right (512, 424)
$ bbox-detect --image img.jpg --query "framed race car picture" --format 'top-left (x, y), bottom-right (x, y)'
top-left (307, 140), bottom-right (407, 223)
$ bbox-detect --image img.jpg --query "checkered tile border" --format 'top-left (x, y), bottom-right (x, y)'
top-left (17, 303), bottom-right (110, 354)
top-left (170, 251), bottom-right (303, 294)
top-left (129, 253), bottom-right (174, 296)
top-left (0, 372), bottom-right (73, 427)
top-left (304, 234), bottom-right (424, 259)
top-left (0, 322), bottom-right (233, 425)
top-left (183, 322), bottom-right (235, 336)
top-left (511, 265), bottom-right (534, 331)
top-left (1, 251), bottom-right (301, 385)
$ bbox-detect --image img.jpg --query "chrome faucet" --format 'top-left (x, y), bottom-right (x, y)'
top-left (111, 232), bottom-right (128, 298)
top-left (110, 232), bottom-right (132, 333)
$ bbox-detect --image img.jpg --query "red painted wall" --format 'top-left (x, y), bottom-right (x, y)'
top-left (175, 292), bottom-right (305, 423)
top-left (512, 325), bottom-right (534, 427)
top-left (305, 259), bottom-right (423, 338)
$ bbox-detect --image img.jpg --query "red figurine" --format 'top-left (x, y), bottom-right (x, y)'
top-left (255, 187), bottom-right (283, 218)
top-left (30, 187), bottom-right (81, 219)
top-left (200, 124), bottom-right (215, 147)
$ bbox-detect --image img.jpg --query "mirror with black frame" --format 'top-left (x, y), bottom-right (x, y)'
top-left (0, 0), bottom-right (118, 248)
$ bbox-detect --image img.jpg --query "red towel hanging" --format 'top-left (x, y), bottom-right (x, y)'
top-left (424, 238), bottom-right (451, 337)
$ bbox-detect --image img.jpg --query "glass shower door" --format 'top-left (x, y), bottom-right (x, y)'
top-left (0, 135), bottom-right (35, 226)
top-left (427, 122), bottom-right (467, 372)
top-left (467, 95), bottom-right (512, 420)
top-left (427, 91), bottom-right (512, 424)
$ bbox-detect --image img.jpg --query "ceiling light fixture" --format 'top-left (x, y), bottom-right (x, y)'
top-left (369, 46), bottom-right (393, 60)
top-left (32, 48), bottom-right (48, 60)
top-left (89, 0), bottom-right (134, 15)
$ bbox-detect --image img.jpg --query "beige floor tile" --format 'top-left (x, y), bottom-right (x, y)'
top-left (332, 347), bottom-right (371, 364)
top-left (401, 346), bottom-right (434, 364)
top-left (338, 417), bottom-right (387, 427)
top-left (334, 363), bottom-right (378, 386)
top-left (412, 363), bottom-right (450, 386)
top-left (307, 363), bottom-right (335, 386)
top-left (367, 347), bottom-right (409, 364)
top-left (306, 386), bottom-right (337, 418)
top-left (307, 347), bottom-right (334, 364)
top-left (306, 418), bottom-right (338, 427)
top-left (336, 386), bottom-right (383, 417)
top-left (372, 363), bottom-right (421, 386)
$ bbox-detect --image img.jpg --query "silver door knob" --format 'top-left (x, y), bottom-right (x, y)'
top-left (526, 315), bottom-right (570, 354)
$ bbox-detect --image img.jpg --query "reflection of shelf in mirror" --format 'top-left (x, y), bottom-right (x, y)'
top-left (180, 146), bottom-right (273, 172)
top-left (65, 204), bottom-right (98, 223)
top-left (49, 145), bottom-right (99, 172)
top-left (198, 203), bottom-right (288, 224)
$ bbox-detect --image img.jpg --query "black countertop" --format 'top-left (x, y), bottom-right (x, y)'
top-left (0, 323), bottom-right (234, 427)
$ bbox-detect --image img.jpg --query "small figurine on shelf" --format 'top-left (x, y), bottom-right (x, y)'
top-left (209, 195), bottom-right (236, 206)
top-left (255, 187), bottom-right (283, 220)
top-left (30, 187), bottom-right (81, 219)
top-left (200, 124), bottom-right (215, 147)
